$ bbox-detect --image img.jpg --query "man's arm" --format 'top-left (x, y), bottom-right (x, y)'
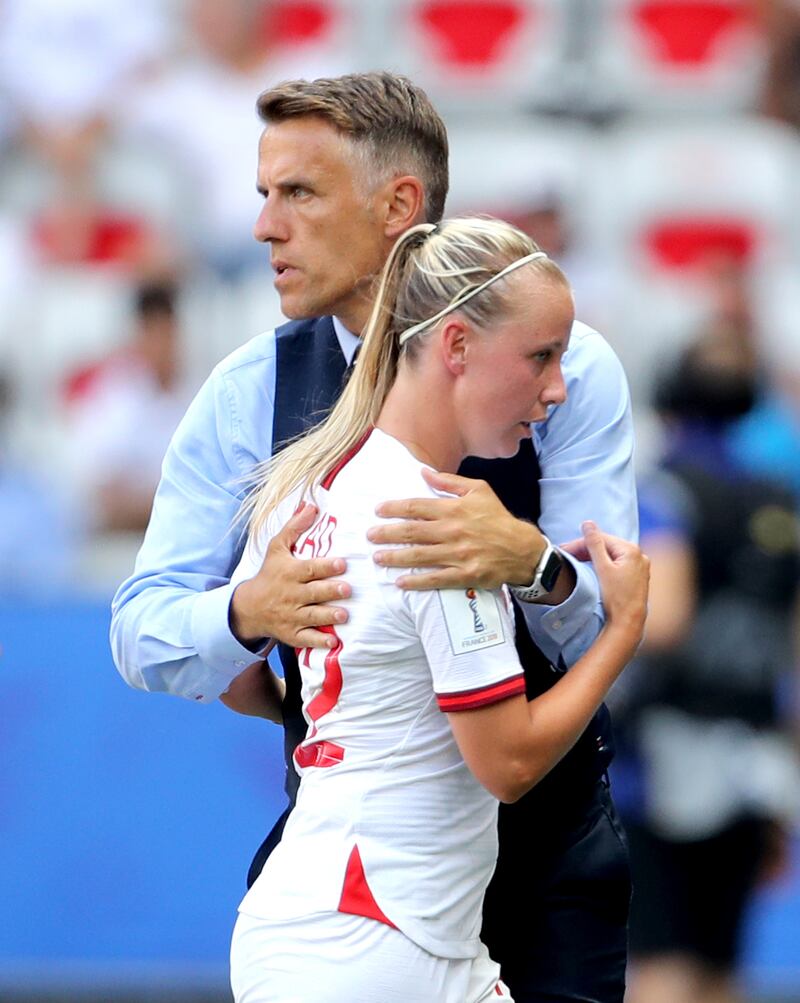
top-left (110, 336), bottom-right (348, 703)
top-left (520, 323), bottom-right (638, 665)
top-left (110, 354), bottom-right (269, 702)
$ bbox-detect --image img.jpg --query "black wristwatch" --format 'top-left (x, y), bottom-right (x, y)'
top-left (511, 536), bottom-right (564, 603)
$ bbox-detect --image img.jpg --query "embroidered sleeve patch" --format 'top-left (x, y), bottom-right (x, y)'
top-left (438, 588), bottom-right (506, 656)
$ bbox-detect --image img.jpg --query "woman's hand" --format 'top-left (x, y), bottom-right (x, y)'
top-left (219, 660), bottom-right (286, 723)
top-left (580, 520), bottom-right (649, 644)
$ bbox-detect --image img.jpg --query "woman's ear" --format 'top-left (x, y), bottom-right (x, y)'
top-left (440, 317), bottom-right (469, 375)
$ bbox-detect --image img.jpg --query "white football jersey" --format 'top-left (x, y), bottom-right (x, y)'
top-left (232, 428), bottom-right (525, 959)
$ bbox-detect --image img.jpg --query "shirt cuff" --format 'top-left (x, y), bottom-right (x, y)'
top-left (189, 581), bottom-right (267, 703)
top-left (518, 552), bottom-right (602, 664)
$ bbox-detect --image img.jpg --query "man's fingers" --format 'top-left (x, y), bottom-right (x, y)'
top-left (293, 626), bottom-right (343, 650)
top-left (368, 519), bottom-right (457, 547)
top-left (395, 568), bottom-right (471, 591)
top-left (373, 543), bottom-right (459, 570)
top-left (374, 496), bottom-right (456, 521)
top-left (296, 556), bottom-right (347, 584)
top-left (301, 578), bottom-right (351, 604)
top-left (298, 602), bottom-right (350, 628)
top-left (273, 502), bottom-right (318, 548)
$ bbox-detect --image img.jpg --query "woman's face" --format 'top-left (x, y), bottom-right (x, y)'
top-left (454, 274), bottom-right (574, 460)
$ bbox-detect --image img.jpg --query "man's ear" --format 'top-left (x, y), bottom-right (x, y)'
top-left (384, 176), bottom-right (426, 238)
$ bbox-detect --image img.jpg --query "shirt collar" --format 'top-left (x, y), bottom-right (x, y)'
top-left (332, 316), bottom-right (361, 366)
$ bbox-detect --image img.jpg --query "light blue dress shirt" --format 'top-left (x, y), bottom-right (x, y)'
top-left (110, 318), bottom-right (638, 702)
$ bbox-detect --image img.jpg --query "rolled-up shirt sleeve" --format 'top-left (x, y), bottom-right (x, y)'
top-left (521, 322), bottom-right (639, 667)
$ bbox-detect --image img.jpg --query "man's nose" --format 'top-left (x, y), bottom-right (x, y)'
top-left (253, 197), bottom-right (286, 244)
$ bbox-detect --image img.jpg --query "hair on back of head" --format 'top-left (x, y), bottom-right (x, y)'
top-left (241, 215), bottom-right (568, 538)
top-left (256, 71), bottom-right (449, 223)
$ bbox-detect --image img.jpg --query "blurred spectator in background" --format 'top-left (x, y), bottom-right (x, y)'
top-left (64, 281), bottom-right (190, 533)
top-left (121, 0), bottom-right (348, 278)
top-left (0, 0), bottom-right (167, 143)
top-left (700, 253), bottom-right (800, 503)
top-left (0, 370), bottom-right (76, 595)
top-left (510, 182), bottom-right (621, 337)
top-left (757, 0), bottom-right (800, 129)
top-left (611, 331), bottom-right (800, 1003)
top-left (0, 0), bottom-right (173, 271)
top-left (729, 362), bottom-right (800, 501)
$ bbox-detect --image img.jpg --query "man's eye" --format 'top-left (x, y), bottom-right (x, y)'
top-left (290, 186), bottom-right (310, 198)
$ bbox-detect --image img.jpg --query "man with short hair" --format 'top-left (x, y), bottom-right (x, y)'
top-left (111, 71), bottom-right (638, 1002)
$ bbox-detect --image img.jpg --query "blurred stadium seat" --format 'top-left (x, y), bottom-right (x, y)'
top-left (585, 116), bottom-right (800, 393)
top-left (260, 0), bottom-right (359, 65)
top-left (591, 0), bottom-right (767, 113)
top-left (446, 117), bottom-right (595, 217)
top-left (382, 0), bottom-right (573, 111)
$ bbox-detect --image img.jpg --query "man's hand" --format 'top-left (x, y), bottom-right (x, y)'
top-left (367, 468), bottom-right (547, 591)
top-left (230, 502), bottom-right (351, 650)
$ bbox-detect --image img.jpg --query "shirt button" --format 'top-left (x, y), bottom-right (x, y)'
top-left (235, 660), bottom-right (246, 668)
top-left (552, 619), bottom-right (563, 630)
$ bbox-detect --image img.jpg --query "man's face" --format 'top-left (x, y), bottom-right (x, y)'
top-left (254, 117), bottom-right (393, 332)
top-left (454, 275), bottom-right (574, 460)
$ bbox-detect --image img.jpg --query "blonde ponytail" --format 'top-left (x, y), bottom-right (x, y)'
top-left (243, 224), bottom-right (436, 536)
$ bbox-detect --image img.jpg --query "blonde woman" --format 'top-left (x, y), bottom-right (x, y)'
top-left (227, 217), bottom-right (649, 1003)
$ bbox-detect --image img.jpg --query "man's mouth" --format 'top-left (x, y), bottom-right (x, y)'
top-left (272, 263), bottom-right (298, 287)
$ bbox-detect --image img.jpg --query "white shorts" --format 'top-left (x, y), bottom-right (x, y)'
top-left (230, 910), bottom-right (513, 1003)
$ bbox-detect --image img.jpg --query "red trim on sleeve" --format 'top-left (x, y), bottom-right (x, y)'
top-left (437, 673), bottom-right (526, 712)
top-left (320, 428), bottom-right (373, 490)
top-left (338, 845), bottom-right (397, 929)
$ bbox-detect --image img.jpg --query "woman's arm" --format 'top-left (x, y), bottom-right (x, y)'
top-left (447, 523), bottom-right (648, 802)
top-left (219, 657), bottom-right (286, 723)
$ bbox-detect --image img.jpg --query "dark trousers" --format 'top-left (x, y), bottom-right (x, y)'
top-left (482, 780), bottom-right (631, 1003)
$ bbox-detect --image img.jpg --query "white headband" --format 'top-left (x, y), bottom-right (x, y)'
top-left (397, 250), bottom-right (549, 346)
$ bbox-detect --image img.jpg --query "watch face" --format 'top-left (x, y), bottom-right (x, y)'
top-left (540, 550), bottom-right (563, 593)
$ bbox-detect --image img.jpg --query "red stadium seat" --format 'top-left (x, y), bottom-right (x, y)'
top-left (583, 118), bottom-right (800, 391)
top-left (412, 1), bottom-right (528, 67)
top-left (265, 1), bottom-right (337, 45)
top-left (643, 217), bottom-right (758, 271)
top-left (387, 0), bottom-right (570, 111)
top-left (632, 0), bottom-right (754, 67)
top-left (257, 0), bottom-right (356, 69)
top-left (593, 0), bottom-right (766, 112)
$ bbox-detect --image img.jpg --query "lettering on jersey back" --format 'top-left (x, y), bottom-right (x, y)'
top-left (295, 512), bottom-right (338, 559)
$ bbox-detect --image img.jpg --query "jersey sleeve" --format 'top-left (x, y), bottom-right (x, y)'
top-left (401, 583), bottom-right (525, 712)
